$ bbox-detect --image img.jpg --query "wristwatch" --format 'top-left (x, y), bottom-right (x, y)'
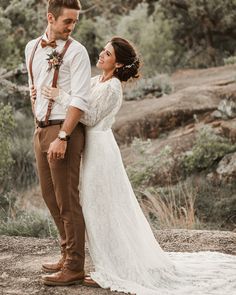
top-left (58, 130), bottom-right (70, 141)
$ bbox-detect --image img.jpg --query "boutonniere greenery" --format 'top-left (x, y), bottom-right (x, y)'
top-left (46, 50), bottom-right (63, 72)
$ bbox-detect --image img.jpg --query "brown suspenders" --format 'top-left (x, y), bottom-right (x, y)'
top-left (28, 37), bottom-right (72, 124)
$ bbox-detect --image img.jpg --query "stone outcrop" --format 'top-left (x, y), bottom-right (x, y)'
top-left (114, 83), bottom-right (236, 144)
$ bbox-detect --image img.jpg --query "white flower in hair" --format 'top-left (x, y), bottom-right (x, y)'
top-left (124, 58), bottom-right (138, 69)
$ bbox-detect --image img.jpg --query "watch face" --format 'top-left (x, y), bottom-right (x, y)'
top-left (59, 131), bottom-right (67, 138)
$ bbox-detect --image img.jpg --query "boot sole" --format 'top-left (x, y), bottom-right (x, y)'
top-left (42, 279), bottom-right (84, 286)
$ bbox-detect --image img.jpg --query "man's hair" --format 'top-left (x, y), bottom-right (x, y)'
top-left (48, 0), bottom-right (81, 19)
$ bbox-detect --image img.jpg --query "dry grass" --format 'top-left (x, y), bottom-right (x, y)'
top-left (140, 182), bottom-right (199, 229)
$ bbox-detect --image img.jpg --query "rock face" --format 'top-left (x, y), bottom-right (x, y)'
top-left (220, 119), bottom-right (236, 142)
top-left (214, 153), bottom-right (236, 182)
top-left (114, 72), bottom-right (236, 145)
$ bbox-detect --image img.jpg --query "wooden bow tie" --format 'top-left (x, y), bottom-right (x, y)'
top-left (41, 39), bottom-right (57, 48)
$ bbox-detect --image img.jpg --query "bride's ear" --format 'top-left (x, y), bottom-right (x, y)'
top-left (115, 62), bottom-right (124, 69)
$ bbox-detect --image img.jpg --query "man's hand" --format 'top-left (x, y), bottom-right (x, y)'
top-left (47, 138), bottom-right (67, 161)
top-left (30, 86), bottom-right (37, 103)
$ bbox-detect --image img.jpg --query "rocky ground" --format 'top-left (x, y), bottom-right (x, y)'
top-left (0, 230), bottom-right (235, 295)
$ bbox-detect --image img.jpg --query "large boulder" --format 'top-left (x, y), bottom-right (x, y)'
top-left (114, 83), bottom-right (236, 144)
top-left (212, 152), bottom-right (236, 182)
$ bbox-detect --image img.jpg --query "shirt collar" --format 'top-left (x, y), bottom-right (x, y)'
top-left (42, 32), bottom-right (67, 47)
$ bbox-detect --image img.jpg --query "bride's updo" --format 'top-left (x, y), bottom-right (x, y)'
top-left (111, 37), bottom-right (140, 82)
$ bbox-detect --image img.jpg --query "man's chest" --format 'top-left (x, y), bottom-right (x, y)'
top-left (32, 48), bottom-right (70, 84)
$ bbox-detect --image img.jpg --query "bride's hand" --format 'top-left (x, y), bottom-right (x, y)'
top-left (41, 86), bottom-right (59, 101)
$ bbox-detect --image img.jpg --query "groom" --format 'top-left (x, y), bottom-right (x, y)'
top-left (25, 0), bottom-right (91, 286)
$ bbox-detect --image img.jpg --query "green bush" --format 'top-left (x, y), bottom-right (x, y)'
top-left (9, 113), bottom-right (37, 189)
top-left (0, 103), bottom-right (15, 189)
top-left (115, 3), bottom-right (178, 75)
top-left (123, 74), bottom-right (173, 101)
top-left (0, 210), bottom-right (57, 238)
top-left (73, 16), bottom-right (98, 65)
top-left (224, 56), bottom-right (236, 65)
top-left (126, 138), bottom-right (174, 189)
top-left (181, 126), bottom-right (236, 174)
top-left (189, 176), bottom-right (236, 230)
top-left (159, 0), bottom-right (236, 68)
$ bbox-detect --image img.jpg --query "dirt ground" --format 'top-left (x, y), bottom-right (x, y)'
top-left (0, 229), bottom-right (235, 295)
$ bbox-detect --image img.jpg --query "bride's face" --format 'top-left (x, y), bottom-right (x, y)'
top-left (96, 42), bottom-right (117, 72)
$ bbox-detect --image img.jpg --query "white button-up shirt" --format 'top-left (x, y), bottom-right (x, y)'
top-left (25, 33), bottom-right (91, 121)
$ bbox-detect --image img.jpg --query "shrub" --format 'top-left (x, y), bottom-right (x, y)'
top-left (224, 56), bottom-right (236, 65)
top-left (181, 126), bottom-right (236, 174)
top-left (73, 16), bottom-right (98, 65)
top-left (11, 137), bottom-right (37, 189)
top-left (159, 0), bottom-right (236, 68)
top-left (0, 209), bottom-right (57, 238)
top-left (0, 103), bottom-right (15, 179)
top-left (115, 3), bottom-right (178, 75)
top-left (126, 138), bottom-right (174, 189)
top-left (5, 112), bottom-right (37, 190)
top-left (123, 74), bottom-right (173, 101)
top-left (188, 176), bottom-right (236, 230)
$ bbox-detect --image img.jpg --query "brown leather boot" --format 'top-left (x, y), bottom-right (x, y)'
top-left (42, 268), bottom-right (85, 286)
top-left (42, 254), bottom-right (66, 273)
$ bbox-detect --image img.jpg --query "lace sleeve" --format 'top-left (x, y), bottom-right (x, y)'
top-left (80, 81), bottom-right (122, 126)
top-left (54, 76), bottom-right (98, 111)
top-left (55, 89), bottom-right (72, 110)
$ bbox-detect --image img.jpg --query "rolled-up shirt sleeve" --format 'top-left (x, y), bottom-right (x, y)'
top-left (69, 48), bottom-right (91, 112)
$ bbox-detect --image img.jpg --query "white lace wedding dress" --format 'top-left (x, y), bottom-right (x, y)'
top-left (58, 75), bottom-right (236, 295)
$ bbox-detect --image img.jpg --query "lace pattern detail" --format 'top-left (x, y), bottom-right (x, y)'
top-left (56, 75), bottom-right (123, 130)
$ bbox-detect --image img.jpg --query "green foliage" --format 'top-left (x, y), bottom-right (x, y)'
top-left (124, 74), bottom-right (173, 101)
top-left (0, 0), bottom-right (46, 69)
top-left (11, 138), bottom-right (37, 189)
top-left (159, 0), bottom-right (236, 68)
top-left (0, 210), bottom-right (57, 238)
top-left (188, 176), bottom-right (236, 230)
top-left (181, 126), bottom-right (236, 173)
top-left (9, 113), bottom-right (37, 189)
top-left (1, 0), bottom-right (236, 72)
top-left (224, 56), bottom-right (236, 65)
top-left (0, 103), bottom-right (15, 184)
top-left (126, 138), bottom-right (173, 189)
top-left (0, 103), bottom-right (15, 210)
top-left (73, 16), bottom-right (98, 64)
top-left (115, 3), bottom-right (178, 75)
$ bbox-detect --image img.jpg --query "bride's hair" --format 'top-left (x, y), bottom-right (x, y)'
top-left (110, 37), bottom-right (141, 82)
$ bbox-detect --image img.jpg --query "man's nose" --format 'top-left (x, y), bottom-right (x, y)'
top-left (68, 23), bottom-right (75, 31)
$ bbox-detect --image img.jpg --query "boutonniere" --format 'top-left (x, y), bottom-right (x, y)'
top-left (46, 50), bottom-right (63, 72)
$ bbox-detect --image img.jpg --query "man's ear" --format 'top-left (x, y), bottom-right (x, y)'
top-left (47, 13), bottom-right (55, 24)
top-left (115, 62), bottom-right (124, 69)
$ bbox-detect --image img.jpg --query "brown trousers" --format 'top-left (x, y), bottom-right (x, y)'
top-left (34, 123), bottom-right (85, 271)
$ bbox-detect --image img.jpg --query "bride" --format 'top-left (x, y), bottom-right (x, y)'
top-left (40, 36), bottom-right (236, 294)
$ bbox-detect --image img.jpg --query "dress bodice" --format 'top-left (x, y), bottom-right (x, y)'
top-left (57, 75), bottom-right (123, 131)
